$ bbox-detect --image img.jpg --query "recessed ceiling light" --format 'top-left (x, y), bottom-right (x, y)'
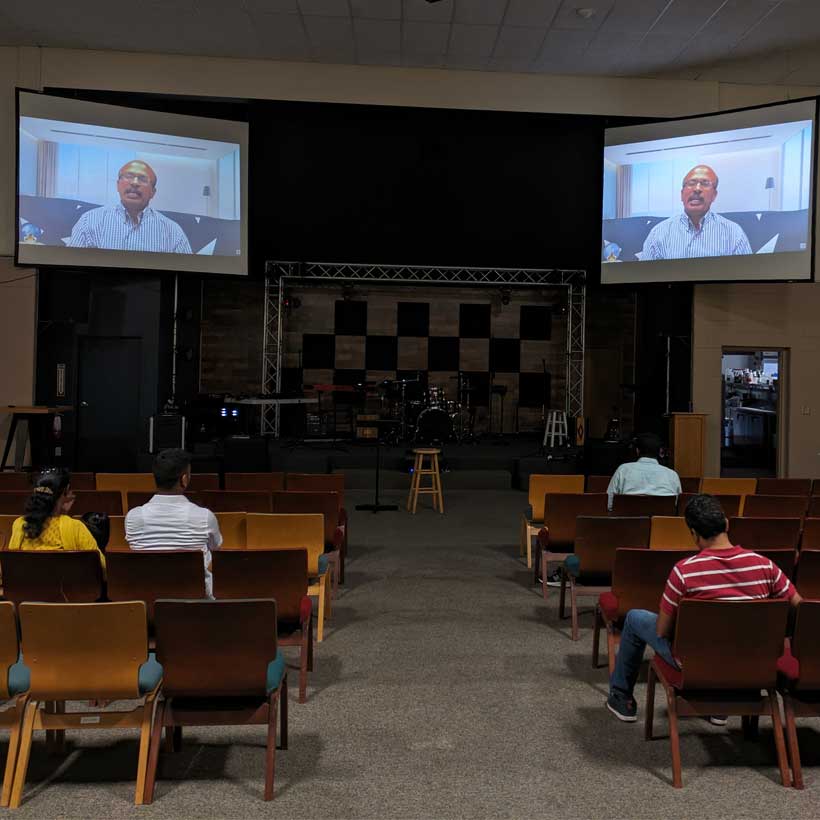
top-left (576, 7), bottom-right (597, 19)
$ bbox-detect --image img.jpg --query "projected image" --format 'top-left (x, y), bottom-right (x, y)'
top-left (18, 117), bottom-right (241, 257)
top-left (602, 119), bottom-right (813, 264)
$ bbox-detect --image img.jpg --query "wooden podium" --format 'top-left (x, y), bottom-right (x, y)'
top-left (668, 413), bottom-right (708, 478)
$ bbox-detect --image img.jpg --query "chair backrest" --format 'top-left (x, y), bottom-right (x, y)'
top-left (807, 497), bottom-right (820, 518)
top-left (215, 512), bottom-right (247, 549)
top-left (801, 518), bottom-right (820, 550)
top-left (528, 475), bottom-right (585, 520)
top-left (672, 599), bottom-right (789, 689)
top-left (649, 516), bottom-right (694, 550)
top-left (756, 478), bottom-right (811, 497)
top-left (245, 513), bottom-right (325, 576)
top-left (199, 490), bottom-right (272, 513)
top-left (126, 491), bottom-right (202, 512)
top-left (812, 479), bottom-right (820, 496)
top-left (286, 473), bottom-right (346, 508)
top-left (612, 548), bottom-right (697, 616)
top-left (542, 493), bottom-right (608, 548)
top-left (154, 599), bottom-right (277, 697)
top-left (271, 491), bottom-right (339, 544)
top-left (69, 472), bottom-right (96, 491)
top-left (212, 549), bottom-right (307, 622)
top-left (755, 548), bottom-right (796, 579)
top-left (679, 476), bottom-right (702, 494)
top-left (0, 551), bottom-right (104, 604)
top-left (796, 549), bottom-right (820, 599)
top-left (0, 514), bottom-right (16, 550)
top-left (728, 517), bottom-right (802, 550)
top-left (0, 602), bottom-right (19, 699)
top-left (188, 473), bottom-right (220, 491)
top-left (0, 491), bottom-right (29, 515)
top-left (791, 601), bottom-right (820, 690)
top-left (701, 477), bottom-right (757, 496)
top-left (106, 551), bottom-right (205, 619)
top-left (574, 516), bottom-right (651, 578)
top-left (585, 475), bottom-right (611, 494)
top-left (19, 601), bottom-right (147, 701)
top-left (0, 473), bottom-right (30, 491)
top-left (224, 472), bottom-right (285, 492)
top-left (71, 490), bottom-right (123, 516)
top-left (95, 473), bottom-right (156, 513)
top-left (611, 494), bottom-right (677, 517)
top-left (678, 492), bottom-right (742, 519)
top-left (742, 494), bottom-right (808, 520)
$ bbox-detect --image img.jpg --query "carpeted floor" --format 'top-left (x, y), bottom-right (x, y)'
top-left (9, 488), bottom-right (820, 818)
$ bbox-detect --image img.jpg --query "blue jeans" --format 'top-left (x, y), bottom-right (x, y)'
top-left (610, 609), bottom-right (678, 699)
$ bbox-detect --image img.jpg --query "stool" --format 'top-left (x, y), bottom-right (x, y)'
top-left (407, 448), bottom-right (444, 514)
top-left (542, 410), bottom-right (568, 449)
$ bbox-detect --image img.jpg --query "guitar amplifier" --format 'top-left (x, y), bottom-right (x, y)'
top-left (148, 414), bottom-right (187, 453)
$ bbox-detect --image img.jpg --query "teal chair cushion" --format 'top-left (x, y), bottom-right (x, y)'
top-left (318, 553), bottom-right (330, 575)
top-left (266, 649), bottom-right (286, 696)
top-left (138, 652), bottom-right (163, 695)
top-left (564, 554), bottom-right (581, 578)
top-left (7, 653), bottom-right (29, 697)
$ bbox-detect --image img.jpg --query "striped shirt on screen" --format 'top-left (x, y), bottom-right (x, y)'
top-left (68, 204), bottom-right (192, 254)
top-left (659, 546), bottom-right (793, 616)
top-left (641, 211), bottom-right (752, 260)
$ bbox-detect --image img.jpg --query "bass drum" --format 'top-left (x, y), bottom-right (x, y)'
top-left (415, 407), bottom-right (453, 445)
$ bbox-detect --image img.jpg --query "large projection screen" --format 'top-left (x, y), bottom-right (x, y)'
top-left (16, 90), bottom-right (249, 276)
top-left (602, 99), bottom-right (818, 285)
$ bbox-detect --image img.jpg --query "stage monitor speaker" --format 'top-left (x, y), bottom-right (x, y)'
top-left (148, 414), bottom-right (186, 453)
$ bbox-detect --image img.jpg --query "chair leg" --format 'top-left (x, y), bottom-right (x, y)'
top-left (558, 570), bottom-right (567, 619)
top-left (143, 700), bottom-right (165, 805)
top-left (570, 578), bottom-right (580, 641)
top-left (264, 692), bottom-right (278, 801)
top-left (665, 688), bottom-right (683, 788)
top-left (742, 715), bottom-right (760, 740)
top-left (165, 725), bottom-right (182, 753)
top-left (526, 525), bottom-right (534, 570)
top-left (645, 665), bottom-right (656, 741)
top-left (783, 694), bottom-right (803, 789)
top-left (55, 701), bottom-right (65, 755)
top-left (316, 574), bottom-right (326, 642)
top-left (9, 699), bottom-right (38, 809)
top-left (607, 629), bottom-right (617, 677)
top-left (0, 696), bottom-right (28, 807)
top-left (299, 626), bottom-right (309, 704)
top-left (768, 690), bottom-right (791, 787)
top-left (592, 607), bottom-right (601, 668)
top-left (280, 673), bottom-right (289, 751)
top-left (433, 454), bottom-right (444, 514)
top-left (519, 516), bottom-right (527, 559)
top-left (307, 614), bottom-right (315, 672)
top-left (134, 694), bottom-right (157, 806)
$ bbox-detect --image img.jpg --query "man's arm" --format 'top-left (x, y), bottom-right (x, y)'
top-left (172, 226), bottom-right (192, 254)
top-left (67, 212), bottom-right (95, 248)
top-left (207, 510), bottom-right (223, 551)
top-left (732, 225), bottom-right (753, 256)
top-left (657, 608), bottom-right (676, 639)
top-left (606, 468), bottom-right (623, 512)
top-left (641, 226), bottom-right (663, 261)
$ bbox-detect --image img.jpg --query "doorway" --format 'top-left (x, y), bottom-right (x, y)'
top-left (76, 337), bottom-right (142, 472)
top-left (720, 349), bottom-right (783, 477)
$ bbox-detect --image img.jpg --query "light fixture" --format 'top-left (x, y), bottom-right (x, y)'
top-left (575, 7), bottom-right (597, 19)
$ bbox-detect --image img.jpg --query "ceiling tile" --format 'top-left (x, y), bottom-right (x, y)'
top-left (453, 0), bottom-right (508, 26)
top-left (404, 0), bottom-right (453, 23)
top-left (504, 0), bottom-right (561, 28)
top-left (487, 55), bottom-right (535, 72)
top-left (303, 14), bottom-right (355, 49)
top-left (492, 25), bottom-right (545, 60)
top-left (298, 0), bottom-right (350, 17)
top-left (357, 50), bottom-right (402, 66)
top-left (697, 52), bottom-right (791, 84)
top-left (254, 12), bottom-right (310, 56)
top-left (403, 21), bottom-right (451, 54)
top-left (245, 0), bottom-right (299, 12)
top-left (649, 0), bottom-right (732, 39)
top-left (351, 0), bottom-right (401, 19)
top-left (448, 23), bottom-right (498, 56)
top-left (551, 0), bottom-right (615, 31)
top-left (354, 18), bottom-right (401, 51)
top-left (595, 0), bottom-right (669, 35)
top-left (402, 53), bottom-right (447, 67)
top-left (538, 28), bottom-right (595, 57)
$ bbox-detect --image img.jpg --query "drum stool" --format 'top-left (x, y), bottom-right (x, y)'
top-left (407, 448), bottom-right (444, 514)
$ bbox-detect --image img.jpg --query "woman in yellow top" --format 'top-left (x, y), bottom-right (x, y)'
top-left (8, 468), bottom-right (105, 568)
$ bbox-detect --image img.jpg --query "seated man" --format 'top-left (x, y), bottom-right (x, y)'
top-left (606, 494), bottom-right (801, 722)
top-left (606, 432), bottom-right (681, 511)
top-left (125, 448), bottom-right (222, 597)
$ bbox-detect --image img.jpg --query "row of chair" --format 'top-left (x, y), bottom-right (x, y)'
top-left (556, 474), bottom-right (820, 497)
top-left (0, 598), bottom-right (290, 807)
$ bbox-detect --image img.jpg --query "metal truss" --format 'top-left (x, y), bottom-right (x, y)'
top-left (262, 261), bottom-right (586, 436)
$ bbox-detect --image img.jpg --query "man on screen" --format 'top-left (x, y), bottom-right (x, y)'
top-left (68, 160), bottom-right (192, 254)
top-left (640, 164), bottom-right (752, 260)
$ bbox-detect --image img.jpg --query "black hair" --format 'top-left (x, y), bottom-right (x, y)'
top-left (634, 432), bottom-right (661, 458)
top-left (23, 468), bottom-right (70, 540)
top-left (152, 448), bottom-right (192, 491)
top-left (684, 494), bottom-right (728, 540)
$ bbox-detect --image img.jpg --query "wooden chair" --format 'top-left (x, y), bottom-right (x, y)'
top-left (213, 549), bottom-right (313, 703)
top-left (801, 518), bottom-right (820, 550)
top-left (0, 474), bottom-right (30, 491)
top-left (728, 517), bottom-right (802, 551)
top-left (611, 494), bottom-right (676, 517)
top-left (593, 548), bottom-right (696, 674)
top-left (755, 549), bottom-right (797, 579)
top-left (649, 516), bottom-right (694, 550)
top-left (188, 473), bottom-right (220, 491)
top-left (742, 494), bottom-right (808, 520)
top-left (812, 479), bottom-right (820, 496)
top-left (0, 602), bottom-right (30, 806)
top-left (701, 477), bottom-right (757, 496)
top-left (806, 497), bottom-right (820, 517)
top-left (795, 549), bottom-right (820, 598)
top-left (106, 551), bottom-right (206, 622)
top-left (108, 515), bottom-right (128, 550)
top-left (585, 475), bottom-right (611, 494)
top-left (145, 599), bottom-right (287, 803)
top-left (520, 474), bottom-right (585, 569)
top-left (272, 491), bottom-right (345, 593)
top-left (406, 449), bottom-right (444, 514)
top-left (224, 472), bottom-right (285, 492)
top-left (756, 478), bottom-right (811, 497)
top-left (286, 473), bottom-right (345, 509)
top-left (246, 513), bottom-right (331, 642)
top-left (778, 600), bottom-right (820, 789)
top-left (678, 492), bottom-right (742, 518)
top-left (216, 512), bottom-right (247, 549)
top-left (9, 601), bottom-right (162, 807)
top-left (679, 477), bottom-right (701, 494)
top-left (71, 490), bottom-right (123, 516)
top-left (200, 490), bottom-right (272, 513)
top-left (645, 599), bottom-right (790, 788)
top-left (126, 491), bottom-right (201, 512)
top-left (0, 552), bottom-right (104, 604)
top-left (559, 516), bottom-right (651, 640)
top-left (69, 473), bottom-right (96, 491)
top-left (0, 515), bottom-right (16, 551)
top-left (533, 492), bottom-right (608, 591)
top-left (0, 493), bottom-right (29, 516)
top-left (95, 473), bottom-right (156, 515)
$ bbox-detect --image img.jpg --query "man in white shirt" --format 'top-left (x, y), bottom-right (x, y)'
top-left (606, 432), bottom-right (681, 511)
top-left (125, 448), bottom-right (222, 597)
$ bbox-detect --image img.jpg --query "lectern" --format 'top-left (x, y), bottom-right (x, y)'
top-left (668, 413), bottom-right (708, 478)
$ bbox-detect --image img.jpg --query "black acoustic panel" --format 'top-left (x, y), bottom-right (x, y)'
top-left (397, 302), bottom-right (430, 337)
top-left (459, 303), bottom-right (492, 338)
top-left (461, 371), bottom-right (490, 408)
top-left (333, 369), bottom-right (367, 386)
top-left (302, 334), bottom-right (335, 369)
top-left (280, 367), bottom-right (303, 392)
top-left (490, 338), bottom-right (520, 373)
top-left (520, 305), bottom-right (552, 341)
top-left (335, 300), bottom-right (368, 335)
top-left (428, 337), bottom-right (460, 372)
top-left (519, 371), bottom-right (551, 408)
top-left (366, 336), bottom-right (398, 370)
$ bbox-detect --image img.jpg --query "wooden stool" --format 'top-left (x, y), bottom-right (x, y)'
top-left (407, 448), bottom-right (444, 514)
top-left (542, 410), bottom-right (568, 449)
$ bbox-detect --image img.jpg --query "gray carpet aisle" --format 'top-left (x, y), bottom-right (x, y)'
top-left (11, 488), bottom-right (820, 819)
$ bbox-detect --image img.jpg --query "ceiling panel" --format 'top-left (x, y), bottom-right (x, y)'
top-left (351, 0), bottom-right (401, 19)
top-left (487, 55), bottom-right (537, 72)
top-left (551, 0), bottom-right (615, 31)
top-left (354, 19), bottom-right (401, 51)
top-left (649, 0), bottom-right (732, 38)
top-left (595, 0), bottom-right (669, 34)
top-left (358, 51), bottom-right (402, 66)
top-left (444, 55), bottom-right (491, 69)
top-left (493, 25), bottom-right (546, 60)
top-left (539, 28), bottom-right (595, 57)
top-left (402, 53), bottom-right (447, 68)
top-left (297, 0), bottom-right (350, 17)
top-left (254, 12), bottom-right (309, 48)
top-left (245, 0), bottom-right (299, 12)
top-left (303, 14), bottom-right (355, 50)
top-left (503, 0), bottom-right (561, 28)
top-left (404, 0), bottom-right (454, 23)
top-left (403, 21), bottom-right (451, 54)
top-left (448, 23), bottom-right (498, 56)
top-left (453, 0), bottom-right (508, 26)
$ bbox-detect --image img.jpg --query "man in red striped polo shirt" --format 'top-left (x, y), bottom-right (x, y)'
top-left (606, 493), bottom-right (801, 722)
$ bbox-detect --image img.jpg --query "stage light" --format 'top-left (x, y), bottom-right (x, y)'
top-left (500, 287), bottom-right (511, 306)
